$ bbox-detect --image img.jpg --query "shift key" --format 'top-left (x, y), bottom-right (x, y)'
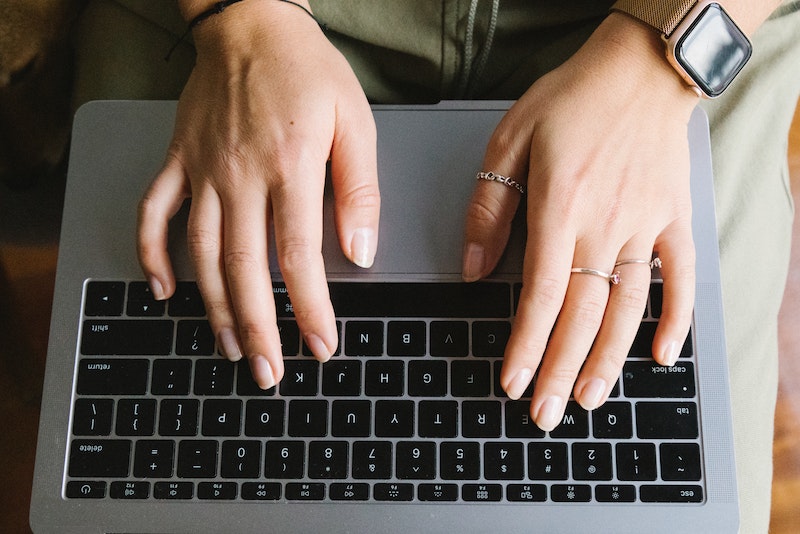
top-left (81, 320), bottom-right (173, 355)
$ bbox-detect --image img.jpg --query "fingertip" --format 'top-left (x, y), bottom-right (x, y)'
top-left (349, 227), bottom-right (377, 269)
top-left (462, 242), bottom-right (486, 282)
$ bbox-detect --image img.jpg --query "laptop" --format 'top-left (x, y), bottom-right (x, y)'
top-left (30, 100), bottom-right (738, 533)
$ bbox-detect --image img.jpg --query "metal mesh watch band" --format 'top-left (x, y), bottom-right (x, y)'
top-left (611, 0), bottom-right (698, 37)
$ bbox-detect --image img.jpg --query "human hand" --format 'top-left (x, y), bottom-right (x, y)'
top-left (462, 13), bottom-right (699, 431)
top-left (137, 0), bottom-right (379, 389)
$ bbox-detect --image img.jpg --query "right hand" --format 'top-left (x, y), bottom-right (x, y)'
top-left (137, 0), bottom-right (380, 389)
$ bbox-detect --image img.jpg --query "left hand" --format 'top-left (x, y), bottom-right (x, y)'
top-left (462, 13), bottom-right (700, 431)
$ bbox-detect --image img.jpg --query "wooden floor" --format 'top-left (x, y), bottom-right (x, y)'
top-left (0, 104), bottom-right (799, 533)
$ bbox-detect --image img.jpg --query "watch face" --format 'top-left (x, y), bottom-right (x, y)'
top-left (676, 4), bottom-right (752, 97)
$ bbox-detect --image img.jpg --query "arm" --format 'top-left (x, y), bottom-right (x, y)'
top-left (463, 0), bottom-right (781, 430)
top-left (137, 0), bottom-right (380, 388)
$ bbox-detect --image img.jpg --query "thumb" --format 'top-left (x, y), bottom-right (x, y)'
top-left (331, 98), bottom-right (381, 268)
top-left (462, 123), bottom-right (529, 282)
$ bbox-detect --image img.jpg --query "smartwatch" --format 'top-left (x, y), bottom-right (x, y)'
top-left (611, 0), bottom-right (752, 98)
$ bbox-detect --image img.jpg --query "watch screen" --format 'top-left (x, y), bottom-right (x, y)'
top-left (677, 4), bottom-right (751, 97)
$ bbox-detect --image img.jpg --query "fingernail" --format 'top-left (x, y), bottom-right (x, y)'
top-left (579, 378), bottom-right (607, 410)
top-left (536, 395), bottom-right (564, 432)
top-left (305, 333), bottom-right (332, 362)
top-left (662, 341), bottom-right (680, 366)
top-left (462, 242), bottom-right (485, 282)
top-left (251, 356), bottom-right (276, 390)
top-left (218, 327), bottom-right (243, 362)
top-left (149, 276), bottom-right (165, 300)
top-left (505, 368), bottom-right (533, 400)
top-left (350, 227), bottom-right (376, 268)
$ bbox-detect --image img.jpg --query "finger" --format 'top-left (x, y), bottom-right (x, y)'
top-left (530, 252), bottom-right (615, 431)
top-left (271, 162), bottom-right (338, 362)
top-left (137, 154), bottom-right (190, 300)
top-left (574, 242), bottom-right (654, 410)
top-left (499, 208), bottom-right (575, 403)
top-left (331, 97), bottom-right (381, 269)
top-left (462, 115), bottom-right (529, 282)
top-left (652, 220), bottom-right (695, 366)
top-left (186, 186), bottom-right (246, 368)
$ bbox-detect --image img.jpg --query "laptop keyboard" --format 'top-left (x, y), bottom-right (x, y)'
top-left (66, 279), bottom-right (703, 504)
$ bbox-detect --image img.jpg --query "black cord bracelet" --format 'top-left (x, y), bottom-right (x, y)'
top-left (166, 0), bottom-right (326, 61)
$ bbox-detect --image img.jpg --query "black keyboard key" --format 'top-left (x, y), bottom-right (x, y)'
top-left (352, 441), bottom-right (392, 479)
top-left (81, 320), bottom-right (173, 356)
top-left (198, 482), bottom-right (237, 500)
top-left (287, 400), bottom-right (328, 437)
top-left (153, 481), bottom-right (194, 499)
top-left (126, 281), bottom-right (165, 317)
top-left (241, 482), bottom-right (281, 500)
top-left (168, 282), bottom-right (205, 317)
top-left (72, 399), bottom-right (114, 435)
top-left (649, 282), bottom-right (663, 318)
top-left (301, 321), bottom-right (342, 357)
top-left (66, 480), bottom-right (106, 499)
top-left (236, 362), bottom-right (276, 396)
top-left (615, 443), bottom-right (657, 481)
top-left (462, 401), bottom-right (501, 438)
top-left (505, 400), bottom-right (545, 438)
top-left (323, 360), bottom-right (362, 396)
top-left (472, 321), bottom-right (511, 357)
top-left (430, 321), bottom-right (468, 357)
top-left (451, 360), bottom-right (491, 397)
top-left (549, 401), bottom-right (589, 438)
top-left (193, 360), bottom-right (235, 396)
top-left (572, 442), bottom-right (613, 480)
top-left (177, 440), bottom-right (218, 478)
top-left (285, 483), bottom-right (326, 500)
top-left (115, 399), bottom-right (156, 436)
top-left (506, 484), bottom-right (547, 502)
top-left (202, 399), bottom-right (242, 436)
top-left (551, 484), bottom-right (592, 503)
top-left (221, 440), bottom-right (262, 478)
top-left (374, 400), bottom-right (415, 437)
top-left (277, 320), bottom-right (300, 356)
top-left (84, 281), bottom-right (125, 316)
top-left (640, 485), bottom-right (703, 503)
top-left (331, 400), bottom-right (371, 437)
top-left (321, 282), bottom-right (511, 318)
top-left (462, 484), bottom-right (503, 502)
top-left (623, 361), bottom-right (696, 398)
top-left (387, 321), bottom-right (426, 356)
top-left (344, 321), bottom-right (384, 356)
top-left (418, 400), bottom-right (458, 438)
top-left (329, 483), bottom-right (369, 501)
top-left (636, 402), bottom-right (699, 439)
top-left (660, 443), bottom-right (702, 481)
top-left (440, 442), bottom-right (480, 480)
top-left (77, 359), bottom-right (148, 395)
top-left (629, 323), bottom-right (693, 359)
top-left (152, 359), bottom-right (192, 395)
top-left (365, 360), bottom-right (404, 396)
top-left (374, 483), bottom-right (414, 502)
top-left (595, 484), bottom-right (637, 503)
top-left (484, 441), bottom-right (524, 480)
top-left (244, 399), bottom-right (285, 437)
top-left (176, 320), bottom-right (215, 356)
top-left (493, 361), bottom-right (532, 398)
top-left (281, 360), bottom-right (319, 396)
top-left (133, 440), bottom-right (175, 478)
top-left (528, 442), bottom-right (568, 480)
top-left (418, 483), bottom-right (459, 502)
top-left (110, 481), bottom-right (150, 499)
top-left (159, 399), bottom-right (199, 436)
top-left (69, 440), bottom-right (131, 478)
top-left (591, 402), bottom-right (633, 439)
top-left (264, 441), bottom-right (304, 478)
top-left (408, 360), bottom-right (447, 397)
top-left (308, 441), bottom-right (349, 479)
top-left (396, 441), bottom-right (436, 480)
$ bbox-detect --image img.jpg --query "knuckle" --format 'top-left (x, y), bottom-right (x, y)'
top-left (223, 247), bottom-right (261, 277)
top-left (466, 195), bottom-right (506, 229)
top-left (278, 237), bottom-right (319, 273)
top-left (526, 275), bottom-right (566, 313)
top-left (566, 293), bottom-right (607, 332)
top-left (186, 226), bottom-right (220, 259)
top-left (338, 182), bottom-right (381, 212)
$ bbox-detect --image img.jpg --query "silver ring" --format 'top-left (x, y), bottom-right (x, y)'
top-left (615, 257), bottom-right (662, 269)
top-left (476, 171), bottom-right (526, 195)
top-left (570, 267), bottom-right (621, 285)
